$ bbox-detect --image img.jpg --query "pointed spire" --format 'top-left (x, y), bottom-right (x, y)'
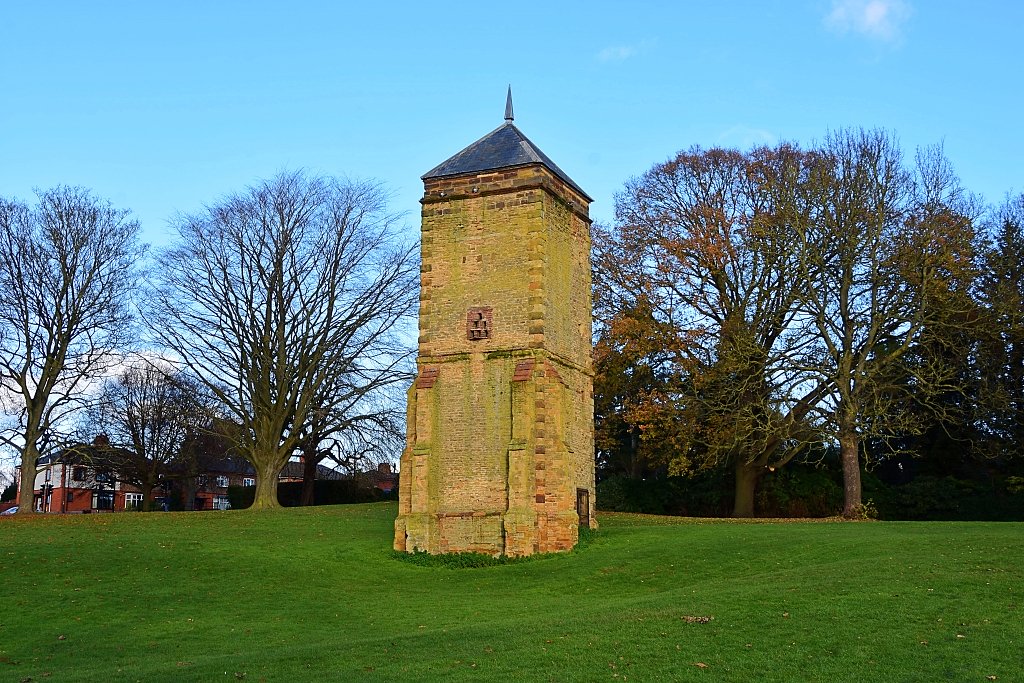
top-left (504, 85), bottom-right (514, 123)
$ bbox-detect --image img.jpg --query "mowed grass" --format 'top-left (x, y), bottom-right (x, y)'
top-left (0, 505), bottom-right (1021, 682)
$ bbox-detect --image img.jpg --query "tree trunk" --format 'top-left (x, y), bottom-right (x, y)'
top-left (182, 477), bottom-right (197, 511)
top-left (840, 432), bottom-right (863, 517)
top-left (17, 442), bottom-right (39, 514)
top-left (733, 460), bottom-right (762, 518)
top-left (141, 482), bottom-right (154, 512)
top-left (628, 432), bottom-right (641, 480)
top-left (251, 463), bottom-right (281, 510)
top-left (300, 456), bottom-right (318, 507)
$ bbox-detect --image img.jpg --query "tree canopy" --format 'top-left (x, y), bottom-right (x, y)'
top-left (595, 130), bottom-right (988, 517)
top-left (147, 171), bottom-right (416, 509)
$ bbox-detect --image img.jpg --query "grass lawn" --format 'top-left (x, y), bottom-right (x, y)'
top-left (1, 504), bottom-right (1021, 682)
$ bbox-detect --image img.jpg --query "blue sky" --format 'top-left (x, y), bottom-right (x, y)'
top-left (1, 1), bottom-right (1021, 246)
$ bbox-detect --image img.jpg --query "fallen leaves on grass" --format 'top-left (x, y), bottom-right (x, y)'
top-left (681, 616), bottom-right (714, 623)
top-left (694, 662), bottom-right (708, 669)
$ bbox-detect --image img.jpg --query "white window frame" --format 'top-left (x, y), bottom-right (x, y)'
top-left (124, 493), bottom-right (143, 510)
top-left (213, 495), bottom-right (230, 510)
top-left (242, 477), bottom-right (255, 487)
top-left (215, 475), bottom-right (230, 488)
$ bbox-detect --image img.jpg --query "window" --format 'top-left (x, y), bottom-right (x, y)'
top-left (92, 491), bottom-right (114, 511)
top-left (242, 477), bottom-right (255, 487)
top-left (44, 467), bottom-right (52, 482)
top-left (213, 495), bottom-right (230, 510)
top-left (95, 471), bottom-right (113, 484)
top-left (73, 466), bottom-right (86, 481)
top-left (215, 475), bottom-right (230, 488)
top-left (124, 493), bottom-right (142, 510)
top-left (66, 491), bottom-right (74, 503)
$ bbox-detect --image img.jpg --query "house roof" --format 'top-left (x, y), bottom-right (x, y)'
top-left (201, 456), bottom-right (255, 475)
top-left (39, 443), bottom-right (133, 468)
top-left (279, 461), bottom-right (345, 481)
top-left (421, 93), bottom-right (591, 202)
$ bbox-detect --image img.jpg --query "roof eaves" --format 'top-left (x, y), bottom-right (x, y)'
top-left (422, 123), bottom-right (592, 202)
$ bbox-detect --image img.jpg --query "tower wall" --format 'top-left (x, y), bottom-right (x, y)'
top-left (395, 163), bottom-right (595, 556)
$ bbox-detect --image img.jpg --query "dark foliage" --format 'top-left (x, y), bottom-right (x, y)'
top-left (227, 479), bottom-right (395, 509)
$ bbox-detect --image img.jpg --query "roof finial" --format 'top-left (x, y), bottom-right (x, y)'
top-left (504, 85), bottom-right (514, 123)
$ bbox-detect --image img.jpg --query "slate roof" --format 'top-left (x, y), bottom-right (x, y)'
top-left (38, 444), bottom-right (133, 468)
top-left (279, 461), bottom-right (345, 481)
top-left (422, 122), bottom-right (592, 202)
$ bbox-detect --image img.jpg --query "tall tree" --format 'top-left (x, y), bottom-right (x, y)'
top-left (798, 131), bottom-right (980, 515)
top-left (595, 145), bottom-right (825, 516)
top-left (977, 193), bottom-right (1024, 458)
top-left (84, 361), bottom-right (214, 510)
top-left (149, 171), bottom-right (417, 509)
top-left (0, 187), bottom-right (143, 514)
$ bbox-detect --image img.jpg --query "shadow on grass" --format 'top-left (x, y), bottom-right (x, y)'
top-left (392, 525), bottom-right (601, 569)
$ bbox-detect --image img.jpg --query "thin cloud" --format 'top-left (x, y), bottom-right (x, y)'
top-left (717, 125), bottom-right (777, 149)
top-left (596, 39), bottom-right (655, 63)
top-left (825, 0), bottom-right (912, 42)
top-left (597, 45), bottom-right (636, 62)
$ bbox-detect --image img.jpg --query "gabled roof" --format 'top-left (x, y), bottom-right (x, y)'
top-left (201, 456), bottom-right (255, 475)
top-left (422, 121), bottom-right (591, 202)
top-left (279, 461), bottom-right (345, 481)
top-left (39, 443), bottom-right (133, 468)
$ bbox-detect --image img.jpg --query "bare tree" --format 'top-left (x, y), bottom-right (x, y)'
top-left (83, 361), bottom-right (214, 510)
top-left (0, 187), bottom-right (143, 514)
top-left (797, 130), bottom-right (981, 516)
top-left (148, 171), bottom-right (417, 509)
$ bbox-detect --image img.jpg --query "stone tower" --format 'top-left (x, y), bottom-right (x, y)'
top-left (394, 91), bottom-right (596, 556)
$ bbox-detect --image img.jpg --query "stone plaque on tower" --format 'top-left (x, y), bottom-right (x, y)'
top-left (394, 90), bottom-right (596, 556)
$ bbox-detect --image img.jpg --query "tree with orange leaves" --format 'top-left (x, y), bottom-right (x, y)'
top-left (596, 132), bottom-right (983, 518)
top-left (594, 144), bottom-right (825, 517)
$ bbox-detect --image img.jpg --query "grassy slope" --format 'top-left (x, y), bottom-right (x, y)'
top-left (0, 504), bottom-right (1021, 682)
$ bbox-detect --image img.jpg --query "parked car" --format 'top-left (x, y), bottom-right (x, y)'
top-left (0, 506), bottom-right (18, 515)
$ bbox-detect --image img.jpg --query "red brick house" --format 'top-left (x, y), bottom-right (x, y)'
top-left (189, 456), bottom-right (255, 510)
top-left (360, 463), bottom-right (398, 493)
top-left (15, 449), bottom-right (350, 512)
top-left (16, 447), bottom-right (157, 513)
